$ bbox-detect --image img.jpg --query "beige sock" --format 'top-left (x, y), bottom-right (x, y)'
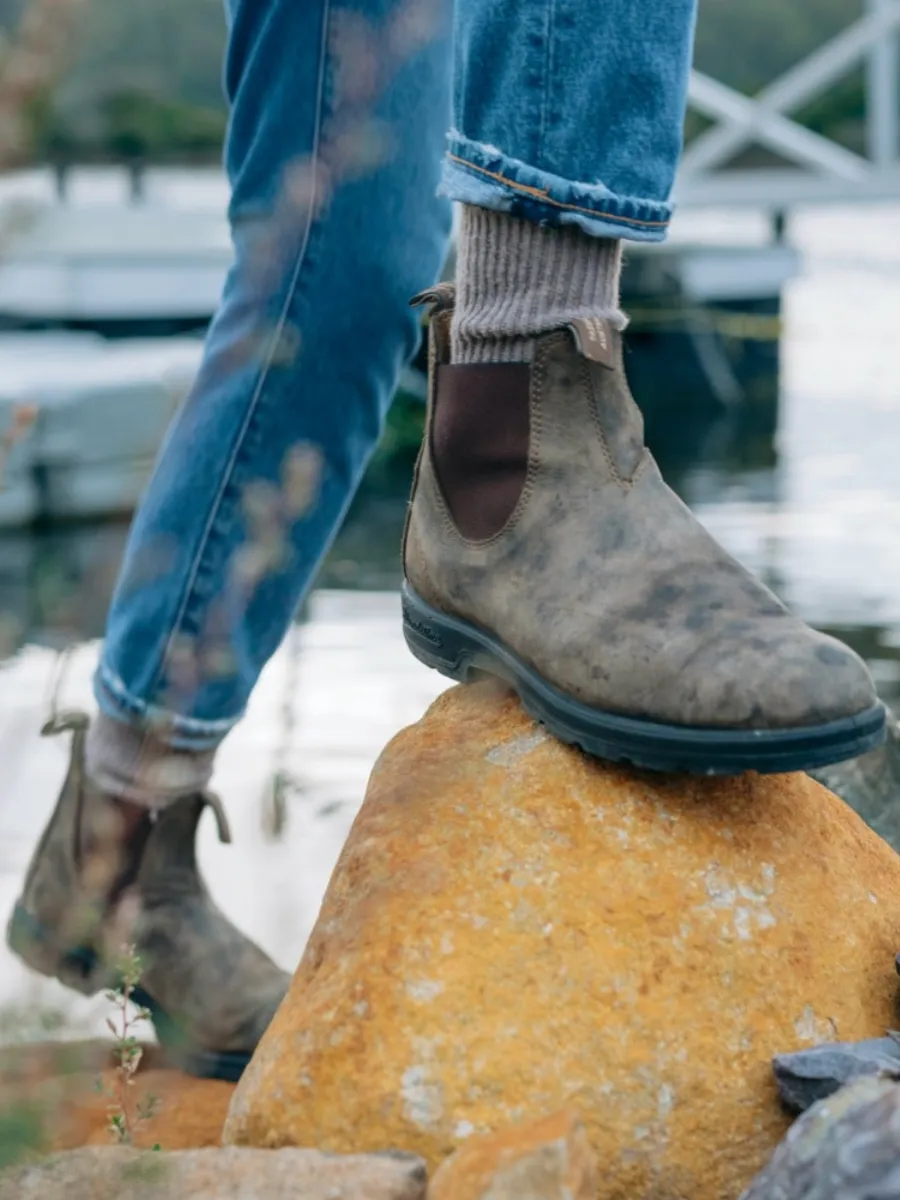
top-left (85, 711), bottom-right (216, 806)
top-left (450, 205), bottom-right (625, 364)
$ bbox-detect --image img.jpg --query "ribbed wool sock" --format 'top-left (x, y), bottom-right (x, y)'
top-left (85, 712), bottom-right (217, 807)
top-left (450, 205), bottom-right (625, 364)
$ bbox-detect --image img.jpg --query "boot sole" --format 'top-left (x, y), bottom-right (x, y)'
top-left (7, 904), bottom-right (252, 1083)
top-left (402, 583), bottom-right (887, 775)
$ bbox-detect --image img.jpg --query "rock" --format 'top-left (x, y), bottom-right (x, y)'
top-left (428, 1108), bottom-right (597, 1200)
top-left (223, 684), bottom-right (900, 1200)
top-left (811, 706), bottom-right (900, 851)
top-left (740, 1076), bottom-right (900, 1199)
top-left (0, 1146), bottom-right (428, 1200)
top-left (0, 1041), bottom-right (234, 1153)
top-left (59, 1068), bottom-right (234, 1151)
top-left (773, 1036), bottom-right (900, 1113)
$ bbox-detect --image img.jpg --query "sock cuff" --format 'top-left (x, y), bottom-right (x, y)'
top-left (85, 712), bottom-right (217, 807)
top-left (451, 206), bottom-right (625, 363)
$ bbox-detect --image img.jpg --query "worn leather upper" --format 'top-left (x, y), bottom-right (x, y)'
top-left (10, 717), bottom-right (288, 1053)
top-left (405, 299), bottom-right (877, 730)
top-left (134, 794), bottom-right (288, 1054)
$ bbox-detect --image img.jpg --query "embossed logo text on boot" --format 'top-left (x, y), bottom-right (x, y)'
top-left (403, 605), bottom-right (443, 647)
top-left (567, 316), bottom-right (617, 369)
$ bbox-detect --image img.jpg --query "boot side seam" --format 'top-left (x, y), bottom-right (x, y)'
top-left (631, 450), bottom-right (652, 486)
top-left (17, 732), bottom-right (84, 899)
top-left (405, 513), bottom-right (441, 608)
top-left (583, 358), bottom-right (648, 490)
top-left (403, 305), bottom-right (443, 575)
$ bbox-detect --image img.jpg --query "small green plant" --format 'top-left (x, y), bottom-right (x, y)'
top-left (96, 944), bottom-right (160, 1146)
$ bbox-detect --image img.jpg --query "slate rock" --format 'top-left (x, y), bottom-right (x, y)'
top-left (773, 1036), bottom-right (900, 1113)
top-left (740, 1077), bottom-right (900, 1200)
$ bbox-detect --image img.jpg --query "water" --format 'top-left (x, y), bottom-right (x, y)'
top-left (1, 200), bottom-right (899, 1039)
top-left (0, 592), bottom-right (448, 1040)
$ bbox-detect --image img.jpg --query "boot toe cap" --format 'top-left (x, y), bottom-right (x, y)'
top-left (646, 625), bottom-right (878, 732)
top-left (800, 633), bottom-right (879, 724)
top-left (713, 627), bottom-right (878, 731)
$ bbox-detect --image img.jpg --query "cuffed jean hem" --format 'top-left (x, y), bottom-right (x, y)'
top-left (93, 661), bottom-right (239, 753)
top-left (441, 132), bottom-right (673, 243)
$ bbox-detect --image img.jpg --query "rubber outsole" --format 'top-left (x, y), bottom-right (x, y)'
top-left (7, 904), bottom-right (251, 1083)
top-left (401, 583), bottom-right (887, 776)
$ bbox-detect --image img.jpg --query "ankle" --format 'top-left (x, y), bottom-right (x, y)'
top-left (450, 205), bottom-right (625, 364)
top-left (85, 712), bottom-right (217, 808)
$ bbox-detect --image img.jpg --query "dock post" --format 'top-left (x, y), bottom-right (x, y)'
top-left (128, 161), bottom-right (146, 204)
top-left (867, 0), bottom-right (899, 166)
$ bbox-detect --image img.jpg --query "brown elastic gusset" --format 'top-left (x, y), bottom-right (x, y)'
top-left (105, 812), bottom-right (156, 909)
top-left (77, 801), bottom-right (155, 913)
top-left (431, 363), bottom-right (530, 542)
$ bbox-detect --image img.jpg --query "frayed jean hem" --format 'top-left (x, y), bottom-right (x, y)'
top-left (441, 134), bottom-right (673, 243)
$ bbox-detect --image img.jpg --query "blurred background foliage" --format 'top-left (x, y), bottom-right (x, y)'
top-left (0, 0), bottom-right (872, 165)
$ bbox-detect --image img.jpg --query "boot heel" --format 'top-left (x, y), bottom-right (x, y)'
top-left (133, 987), bottom-right (252, 1082)
top-left (402, 585), bottom-right (472, 682)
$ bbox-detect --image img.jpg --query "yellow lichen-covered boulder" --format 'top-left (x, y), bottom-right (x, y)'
top-left (224, 683), bottom-right (900, 1200)
top-left (428, 1108), bottom-right (598, 1200)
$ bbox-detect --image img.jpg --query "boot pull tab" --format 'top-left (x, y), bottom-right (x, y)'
top-left (200, 789), bottom-right (233, 845)
top-left (40, 709), bottom-right (90, 737)
top-left (409, 282), bottom-right (455, 316)
top-left (566, 316), bottom-right (618, 370)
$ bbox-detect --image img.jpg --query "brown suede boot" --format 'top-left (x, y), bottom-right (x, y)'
top-left (402, 285), bottom-right (884, 774)
top-left (7, 713), bottom-right (288, 1081)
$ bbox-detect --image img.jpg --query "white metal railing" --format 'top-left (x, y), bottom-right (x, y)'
top-left (677, 0), bottom-right (900, 208)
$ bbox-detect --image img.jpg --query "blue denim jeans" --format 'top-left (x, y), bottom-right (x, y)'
top-left (94, 0), bottom-right (698, 753)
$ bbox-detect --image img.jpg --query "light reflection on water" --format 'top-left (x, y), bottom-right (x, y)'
top-left (0, 204), bottom-right (899, 1035)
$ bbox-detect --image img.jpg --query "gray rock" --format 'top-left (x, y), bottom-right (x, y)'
top-left (774, 1035), bottom-right (900, 1113)
top-left (741, 1076), bottom-right (900, 1200)
top-left (812, 707), bottom-right (900, 851)
top-left (0, 1146), bottom-right (428, 1200)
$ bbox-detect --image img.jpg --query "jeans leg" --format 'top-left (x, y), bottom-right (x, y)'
top-left (443, 0), bottom-right (697, 241)
top-left (94, 0), bottom-right (452, 751)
